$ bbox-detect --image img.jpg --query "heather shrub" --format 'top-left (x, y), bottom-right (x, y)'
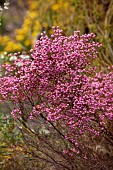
top-left (0, 27), bottom-right (113, 169)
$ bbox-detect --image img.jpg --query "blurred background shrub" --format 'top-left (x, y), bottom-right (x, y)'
top-left (0, 0), bottom-right (113, 66)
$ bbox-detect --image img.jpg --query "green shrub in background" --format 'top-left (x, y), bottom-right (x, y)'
top-left (0, 110), bottom-right (46, 170)
top-left (0, 111), bottom-right (21, 168)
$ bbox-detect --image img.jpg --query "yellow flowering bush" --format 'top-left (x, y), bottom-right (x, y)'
top-left (0, 36), bottom-right (22, 53)
top-left (0, 0), bottom-right (81, 54)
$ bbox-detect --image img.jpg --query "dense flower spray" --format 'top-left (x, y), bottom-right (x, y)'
top-left (0, 26), bottom-right (113, 155)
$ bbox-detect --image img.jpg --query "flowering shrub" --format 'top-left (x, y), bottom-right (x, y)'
top-left (0, 27), bottom-right (113, 169)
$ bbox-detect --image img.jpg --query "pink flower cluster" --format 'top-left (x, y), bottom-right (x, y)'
top-left (0, 26), bottom-right (113, 150)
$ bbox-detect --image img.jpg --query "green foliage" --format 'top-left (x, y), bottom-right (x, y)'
top-left (0, 108), bottom-right (48, 170)
top-left (0, 111), bottom-right (22, 168)
top-left (0, 113), bottom-right (21, 144)
top-left (0, 14), bottom-right (6, 35)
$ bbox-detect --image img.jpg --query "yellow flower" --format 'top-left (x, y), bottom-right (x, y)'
top-left (13, 44), bottom-right (22, 51)
top-left (4, 41), bottom-right (22, 52)
top-left (2, 36), bottom-right (10, 43)
top-left (0, 36), bottom-right (10, 46)
top-left (52, 4), bottom-right (60, 11)
top-left (16, 35), bottom-right (24, 41)
top-left (23, 27), bottom-right (30, 34)
top-left (24, 39), bottom-right (31, 46)
top-left (28, 1), bottom-right (38, 10)
top-left (15, 29), bottom-right (24, 35)
top-left (34, 21), bottom-right (40, 29)
top-left (32, 31), bottom-right (38, 38)
top-left (24, 18), bottom-right (32, 27)
top-left (63, 2), bottom-right (68, 9)
top-left (29, 11), bottom-right (37, 19)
